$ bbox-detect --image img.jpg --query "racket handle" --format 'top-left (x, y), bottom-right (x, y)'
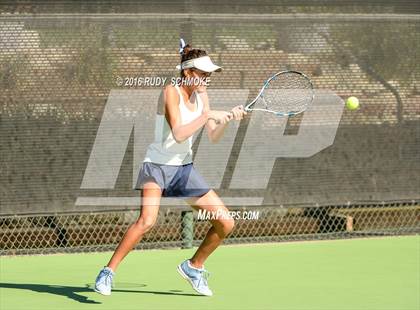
top-left (209, 112), bottom-right (233, 124)
top-left (208, 117), bottom-right (219, 124)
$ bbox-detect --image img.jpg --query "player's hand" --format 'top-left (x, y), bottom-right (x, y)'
top-left (230, 105), bottom-right (247, 121)
top-left (208, 110), bottom-right (233, 125)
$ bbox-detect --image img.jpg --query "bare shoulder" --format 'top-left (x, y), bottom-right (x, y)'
top-left (164, 84), bottom-right (177, 97)
top-left (163, 85), bottom-right (180, 121)
top-left (163, 84), bottom-right (179, 106)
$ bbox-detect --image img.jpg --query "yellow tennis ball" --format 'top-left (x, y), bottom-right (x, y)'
top-left (346, 96), bottom-right (359, 110)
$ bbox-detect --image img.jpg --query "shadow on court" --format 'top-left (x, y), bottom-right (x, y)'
top-left (0, 282), bottom-right (201, 304)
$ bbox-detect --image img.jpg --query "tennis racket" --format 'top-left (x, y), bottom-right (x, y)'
top-left (211, 70), bottom-right (314, 124)
top-left (245, 70), bottom-right (314, 116)
top-left (232, 70), bottom-right (314, 118)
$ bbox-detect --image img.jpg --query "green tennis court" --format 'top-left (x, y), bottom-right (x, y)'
top-left (1, 236), bottom-right (418, 310)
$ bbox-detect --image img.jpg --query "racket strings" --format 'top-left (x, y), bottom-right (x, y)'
top-left (261, 72), bottom-right (313, 115)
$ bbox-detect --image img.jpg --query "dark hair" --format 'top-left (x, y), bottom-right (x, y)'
top-left (180, 44), bottom-right (207, 77)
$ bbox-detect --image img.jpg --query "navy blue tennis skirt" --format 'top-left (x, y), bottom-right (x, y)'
top-left (135, 162), bottom-right (211, 198)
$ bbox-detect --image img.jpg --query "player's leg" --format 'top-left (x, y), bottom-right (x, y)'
top-left (177, 189), bottom-right (234, 296)
top-left (107, 181), bottom-right (162, 271)
top-left (187, 190), bottom-right (234, 268)
top-left (94, 181), bottom-right (161, 295)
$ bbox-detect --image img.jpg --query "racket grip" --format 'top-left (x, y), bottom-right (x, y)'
top-left (208, 117), bottom-right (221, 125)
top-left (209, 112), bottom-right (233, 125)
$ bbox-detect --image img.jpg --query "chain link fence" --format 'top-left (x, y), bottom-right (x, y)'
top-left (1, 201), bottom-right (418, 255)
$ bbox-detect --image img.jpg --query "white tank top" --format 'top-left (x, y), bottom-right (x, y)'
top-left (143, 85), bottom-right (204, 165)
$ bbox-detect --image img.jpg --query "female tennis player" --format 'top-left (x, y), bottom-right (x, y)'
top-left (94, 39), bottom-right (246, 297)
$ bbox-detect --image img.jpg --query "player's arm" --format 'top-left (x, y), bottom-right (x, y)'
top-left (165, 85), bottom-right (210, 143)
top-left (200, 90), bottom-right (228, 143)
top-left (198, 90), bottom-right (246, 143)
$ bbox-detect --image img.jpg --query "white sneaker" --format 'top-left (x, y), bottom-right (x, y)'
top-left (94, 267), bottom-right (115, 296)
top-left (177, 259), bottom-right (213, 296)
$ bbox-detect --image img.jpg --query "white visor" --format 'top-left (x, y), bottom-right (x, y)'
top-left (176, 56), bottom-right (222, 72)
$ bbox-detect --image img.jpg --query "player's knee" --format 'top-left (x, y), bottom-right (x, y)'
top-left (225, 218), bottom-right (235, 234)
top-left (135, 216), bottom-right (156, 234)
top-left (220, 218), bottom-right (235, 237)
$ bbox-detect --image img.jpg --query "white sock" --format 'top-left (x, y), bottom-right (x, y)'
top-left (187, 259), bottom-right (204, 271)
